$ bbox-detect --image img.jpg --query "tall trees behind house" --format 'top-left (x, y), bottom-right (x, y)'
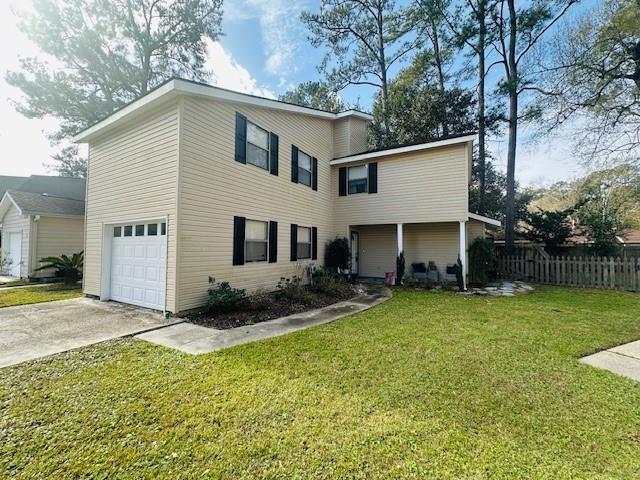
top-left (301, 0), bottom-right (418, 145)
top-left (6, 0), bottom-right (224, 177)
top-left (488, 0), bottom-right (578, 254)
top-left (537, 0), bottom-right (640, 164)
top-left (279, 81), bottom-right (347, 113)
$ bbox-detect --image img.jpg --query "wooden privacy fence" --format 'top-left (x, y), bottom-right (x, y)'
top-left (498, 254), bottom-right (640, 292)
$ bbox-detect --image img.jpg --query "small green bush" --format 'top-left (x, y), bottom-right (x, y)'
top-left (207, 277), bottom-right (247, 314)
top-left (276, 276), bottom-right (311, 303)
top-left (246, 288), bottom-right (272, 311)
top-left (311, 268), bottom-right (354, 299)
top-left (405, 276), bottom-right (436, 290)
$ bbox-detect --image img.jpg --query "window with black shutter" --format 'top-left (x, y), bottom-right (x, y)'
top-left (234, 112), bottom-right (278, 175)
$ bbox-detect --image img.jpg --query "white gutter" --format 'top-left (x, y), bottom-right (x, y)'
top-left (468, 212), bottom-right (501, 227)
top-left (73, 79), bottom-right (373, 143)
top-left (330, 135), bottom-right (476, 165)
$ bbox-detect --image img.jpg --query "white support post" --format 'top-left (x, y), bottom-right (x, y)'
top-left (459, 220), bottom-right (467, 290)
top-left (396, 223), bottom-right (403, 256)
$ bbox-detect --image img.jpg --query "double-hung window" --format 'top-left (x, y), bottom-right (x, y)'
top-left (296, 226), bottom-right (312, 259)
top-left (348, 165), bottom-right (368, 194)
top-left (298, 150), bottom-right (312, 187)
top-left (246, 121), bottom-right (269, 170)
top-left (245, 220), bottom-right (268, 262)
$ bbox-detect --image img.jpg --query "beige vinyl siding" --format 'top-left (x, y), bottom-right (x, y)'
top-left (333, 117), bottom-right (369, 158)
top-left (84, 99), bottom-right (179, 311)
top-left (0, 204), bottom-right (31, 277)
top-left (467, 219), bottom-right (486, 246)
top-left (333, 144), bottom-right (470, 235)
top-left (404, 222), bottom-right (459, 274)
top-left (176, 96), bottom-right (336, 311)
top-left (348, 118), bottom-right (369, 155)
top-left (355, 224), bottom-right (396, 278)
top-left (32, 216), bottom-right (84, 277)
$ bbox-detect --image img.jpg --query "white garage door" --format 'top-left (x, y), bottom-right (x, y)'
top-left (110, 222), bottom-right (166, 310)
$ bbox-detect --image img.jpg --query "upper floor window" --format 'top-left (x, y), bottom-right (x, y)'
top-left (235, 112), bottom-right (279, 176)
top-left (298, 150), bottom-right (312, 187)
top-left (247, 122), bottom-right (269, 170)
top-left (348, 165), bottom-right (368, 194)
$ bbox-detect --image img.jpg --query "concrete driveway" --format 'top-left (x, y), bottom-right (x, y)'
top-left (0, 297), bottom-right (177, 368)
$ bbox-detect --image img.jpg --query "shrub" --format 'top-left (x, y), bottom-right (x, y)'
top-left (207, 277), bottom-right (246, 314)
top-left (35, 251), bottom-right (83, 285)
top-left (404, 276), bottom-right (436, 290)
top-left (325, 237), bottom-right (350, 271)
top-left (311, 268), bottom-right (354, 299)
top-left (276, 276), bottom-right (311, 303)
top-left (246, 288), bottom-right (272, 311)
top-left (468, 238), bottom-right (497, 286)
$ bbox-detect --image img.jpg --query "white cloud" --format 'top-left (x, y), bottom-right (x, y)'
top-left (205, 40), bottom-right (275, 98)
top-left (225, 0), bottom-right (309, 77)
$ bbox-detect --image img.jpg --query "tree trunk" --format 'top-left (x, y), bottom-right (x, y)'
top-left (431, 20), bottom-right (448, 136)
top-left (477, 0), bottom-right (486, 215)
top-left (376, 6), bottom-right (390, 143)
top-left (504, 0), bottom-right (518, 255)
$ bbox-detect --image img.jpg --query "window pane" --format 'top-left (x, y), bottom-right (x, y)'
top-left (298, 151), bottom-right (311, 170)
top-left (247, 122), bottom-right (268, 149)
top-left (148, 223), bottom-right (158, 236)
top-left (349, 178), bottom-right (368, 194)
top-left (135, 224), bottom-right (145, 236)
top-left (246, 241), bottom-right (267, 262)
top-left (297, 243), bottom-right (311, 259)
top-left (348, 165), bottom-right (367, 180)
top-left (113, 226), bottom-right (122, 237)
top-left (124, 225), bottom-right (133, 237)
top-left (246, 220), bottom-right (268, 240)
top-left (161, 223), bottom-right (166, 235)
top-left (297, 226), bottom-right (311, 242)
top-left (298, 167), bottom-right (311, 187)
top-left (247, 143), bottom-right (269, 169)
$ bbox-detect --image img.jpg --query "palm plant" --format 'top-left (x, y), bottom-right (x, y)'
top-left (36, 251), bottom-right (83, 285)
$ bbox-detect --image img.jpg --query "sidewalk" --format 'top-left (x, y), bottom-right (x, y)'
top-left (580, 339), bottom-right (640, 382)
top-left (136, 286), bottom-right (391, 354)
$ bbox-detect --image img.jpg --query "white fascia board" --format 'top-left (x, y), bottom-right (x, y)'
top-left (468, 212), bottom-right (501, 227)
top-left (0, 192), bottom-right (22, 219)
top-left (73, 79), bottom-right (373, 143)
top-left (330, 135), bottom-right (476, 165)
top-left (72, 80), bottom-right (179, 143)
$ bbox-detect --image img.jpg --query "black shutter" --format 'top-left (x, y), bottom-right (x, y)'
top-left (312, 157), bottom-right (318, 191)
top-left (291, 145), bottom-right (299, 183)
top-left (234, 113), bottom-right (247, 163)
top-left (338, 167), bottom-right (347, 196)
top-left (268, 221), bottom-right (278, 263)
top-left (290, 223), bottom-right (298, 261)
top-left (311, 227), bottom-right (318, 260)
top-left (368, 162), bottom-right (378, 193)
top-left (269, 133), bottom-right (279, 176)
top-left (232, 216), bottom-right (246, 265)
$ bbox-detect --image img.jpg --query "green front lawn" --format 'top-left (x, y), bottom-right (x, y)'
top-left (0, 284), bottom-right (83, 308)
top-left (1, 288), bottom-right (640, 478)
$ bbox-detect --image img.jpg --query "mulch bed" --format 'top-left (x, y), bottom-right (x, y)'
top-left (184, 289), bottom-right (356, 330)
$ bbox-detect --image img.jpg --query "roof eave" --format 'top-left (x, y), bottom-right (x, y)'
top-left (73, 79), bottom-right (374, 143)
top-left (468, 212), bottom-right (501, 227)
top-left (330, 135), bottom-right (476, 165)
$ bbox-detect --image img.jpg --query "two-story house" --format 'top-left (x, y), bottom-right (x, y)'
top-left (73, 79), bottom-right (499, 313)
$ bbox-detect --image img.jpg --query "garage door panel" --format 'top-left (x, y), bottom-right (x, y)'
top-left (110, 222), bottom-right (166, 310)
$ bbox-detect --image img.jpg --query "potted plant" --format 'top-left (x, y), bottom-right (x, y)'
top-left (35, 251), bottom-right (83, 286)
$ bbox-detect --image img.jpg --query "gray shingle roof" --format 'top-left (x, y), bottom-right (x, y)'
top-left (7, 190), bottom-right (85, 217)
top-left (17, 175), bottom-right (86, 201)
top-left (0, 176), bottom-right (28, 199)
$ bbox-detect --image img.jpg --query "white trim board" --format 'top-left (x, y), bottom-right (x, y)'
top-left (73, 79), bottom-right (373, 143)
top-left (330, 135), bottom-right (477, 165)
top-left (468, 212), bottom-right (501, 227)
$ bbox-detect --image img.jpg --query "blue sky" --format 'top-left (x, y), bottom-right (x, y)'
top-left (0, 0), bottom-right (596, 186)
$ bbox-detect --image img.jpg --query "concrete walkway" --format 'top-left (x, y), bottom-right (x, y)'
top-left (580, 340), bottom-right (640, 382)
top-left (0, 297), bottom-right (179, 368)
top-left (136, 286), bottom-right (391, 354)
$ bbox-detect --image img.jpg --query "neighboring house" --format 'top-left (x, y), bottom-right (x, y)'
top-left (0, 176), bottom-right (86, 278)
top-left (73, 79), bottom-right (499, 313)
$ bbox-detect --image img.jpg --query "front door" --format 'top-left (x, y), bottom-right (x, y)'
top-left (350, 231), bottom-right (359, 275)
top-left (5, 232), bottom-right (22, 277)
